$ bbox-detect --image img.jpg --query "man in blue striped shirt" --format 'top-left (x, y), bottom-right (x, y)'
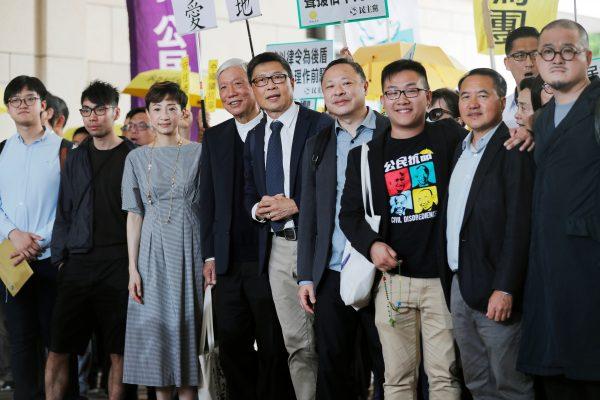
top-left (0, 75), bottom-right (67, 400)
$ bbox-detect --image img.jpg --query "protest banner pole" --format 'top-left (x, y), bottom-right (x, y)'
top-left (194, 31), bottom-right (208, 129)
top-left (574, 0), bottom-right (578, 22)
top-left (482, 0), bottom-right (496, 70)
top-left (341, 20), bottom-right (348, 48)
top-left (245, 20), bottom-right (256, 58)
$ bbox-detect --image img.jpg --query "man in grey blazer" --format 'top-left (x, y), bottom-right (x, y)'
top-left (297, 58), bottom-right (387, 400)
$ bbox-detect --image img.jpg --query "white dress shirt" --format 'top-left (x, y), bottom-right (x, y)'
top-left (235, 111), bottom-right (263, 143)
top-left (251, 102), bottom-right (299, 230)
top-left (502, 91), bottom-right (518, 129)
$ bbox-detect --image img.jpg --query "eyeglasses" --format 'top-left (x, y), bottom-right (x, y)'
top-left (508, 51), bottom-right (538, 62)
top-left (383, 88), bottom-right (428, 101)
top-left (542, 82), bottom-right (554, 94)
top-left (538, 46), bottom-right (586, 62)
top-left (427, 108), bottom-right (453, 122)
top-left (251, 73), bottom-right (288, 87)
top-left (123, 122), bottom-right (150, 132)
top-left (7, 96), bottom-right (40, 108)
top-left (79, 105), bottom-right (114, 117)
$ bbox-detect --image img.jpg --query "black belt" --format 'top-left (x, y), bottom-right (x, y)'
top-left (273, 227), bottom-right (297, 241)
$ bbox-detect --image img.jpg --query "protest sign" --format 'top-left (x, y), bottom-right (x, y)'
top-left (588, 58), bottom-right (600, 81)
top-left (266, 40), bottom-right (334, 99)
top-left (171, 0), bottom-right (217, 35)
top-left (205, 59), bottom-right (219, 112)
top-left (226, 0), bottom-right (262, 22)
top-left (297, 0), bottom-right (388, 29)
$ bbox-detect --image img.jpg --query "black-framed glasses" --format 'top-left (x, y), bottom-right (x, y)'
top-left (427, 108), bottom-right (452, 122)
top-left (542, 82), bottom-right (554, 94)
top-left (123, 122), bottom-right (150, 132)
top-left (383, 88), bottom-right (428, 101)
top-left (7, 96), bottom-right (40, 108)
top-left (539, 46), bottom-right (586, 62)
top-left (508, 50), bottom-right (538, 62)
top-left (79, 105), bottom-right (114, 117)
top-left (251, 73), bottom-right (288, 87)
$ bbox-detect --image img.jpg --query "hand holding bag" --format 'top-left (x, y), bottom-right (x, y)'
top-left (340, 143), bottom-right (381, 310)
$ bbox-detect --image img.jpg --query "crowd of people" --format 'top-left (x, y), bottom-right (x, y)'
top-left (0, 17), bottom-right (598, 400)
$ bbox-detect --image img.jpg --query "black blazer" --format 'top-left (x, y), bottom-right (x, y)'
top-left (199, 118), bottom-right (261, 275)
top-left (339, 119), bottom-right (466, 265)
top-left (440, 122), bottom-right (535, 313)
top-left (297, 111), bottom-right (390, 290)
top-left (243, 104), bottom-right (333, 273)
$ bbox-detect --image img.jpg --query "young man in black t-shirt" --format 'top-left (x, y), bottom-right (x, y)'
top-left (46, 81), bottom-right (136, 400)
top-left (340, 60), bottom-right (465, 399)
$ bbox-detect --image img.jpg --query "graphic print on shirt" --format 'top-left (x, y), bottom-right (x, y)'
top-left (384, 149), bottom-right (438, 223)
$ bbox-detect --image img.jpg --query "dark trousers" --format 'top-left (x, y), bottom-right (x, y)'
top-left (540, 375), bottom-right (600, 400)
top-left (213, 261), bottom-right (293, 400)
top-left (1, 258), bottom-right (78, 400)
top-left (314, 269), bottom-right (385, 400)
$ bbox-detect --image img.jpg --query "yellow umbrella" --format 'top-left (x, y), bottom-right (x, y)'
top-left (123, 69), bottom-right (222, 108)
top-left (0, 87), bottom-right (6, 114)
top-left (353, 42), bottom-right (467, 101)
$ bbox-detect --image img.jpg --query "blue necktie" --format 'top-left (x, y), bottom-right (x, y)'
top-left (265, 120), bottom-right (285, 232)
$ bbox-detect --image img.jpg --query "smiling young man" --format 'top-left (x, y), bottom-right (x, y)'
top-left (445, 68), bottom-right (535, 399)
top-left (503, 26), bottom-right (540, 128)
top-left (339, 60), bottom-right (465, 400)
top-left (243, 52), bottom-right (332, 400)
top-left (517, 20), bottom-right (600, 399)
top-left (297, 58), bottom-right (387, 400)
top-left (46, 81), bottom-right (136, 400)
top-left (199, 58), bottom-right (292, 400)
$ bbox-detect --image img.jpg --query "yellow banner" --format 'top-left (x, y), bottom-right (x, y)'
top-left (205, 59), bottom-right (218, 113)
top-left (180, 56), bottom-right (191, 109)
top-left (474, 0), bottom-right (558, 55)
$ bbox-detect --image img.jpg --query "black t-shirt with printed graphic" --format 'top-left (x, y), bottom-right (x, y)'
top-left (384, 131), bottom-right (441, 278)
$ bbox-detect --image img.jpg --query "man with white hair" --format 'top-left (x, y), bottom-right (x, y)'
top-left (199, 59), bottom-right (293, 400)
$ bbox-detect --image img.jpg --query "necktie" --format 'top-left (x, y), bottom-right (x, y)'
top-left (265, 120), bottom-right (286, 232)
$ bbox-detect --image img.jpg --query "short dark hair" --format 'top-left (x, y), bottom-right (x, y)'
top-left (540, 19), bottom-right (589, 48)
top-left (126, 107), bottom-right (147, 120)
top-left (46, 93), bottom-right (69, 126)
top-left (247, 52), bottom-right (293, 82)
top-left (381, 60), bottom-right (429, 90)
top-left (505, 26), bottom-right (540, 55)
top-left (321, 58), bottom-right (366, 83)
top-left (519, 76), bottom-right (545, 112)
top-left (73, 126), bottom-right (89, 136)
top-left (144, 81), bottom-right (187, 110)
top-left (81, 80), bottom-right (119, 106)
top-left (4, 75), bottom-right (48, 104)
top-left (458, 68), bottom-right (507, 98)
top-left (431, 88), bottom-right (459, 118)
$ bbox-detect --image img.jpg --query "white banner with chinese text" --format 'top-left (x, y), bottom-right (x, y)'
top-left (297, 0), bottom-right (388, 29)
top-left (171, 0), bottom-right (217, 35)
top-left (226, 0), bottom-right (262, 22)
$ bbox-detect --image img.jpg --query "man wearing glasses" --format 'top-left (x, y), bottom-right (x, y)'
top-left (0, 75), bottom-right (71, 400)
top-left (122, 107), bottom-right (153, 146)
top-left (46, 81), bottom-right (136, 400)
top-left (518, 20), bottom-right (600, 400)
top-left (503, 26), bottom-right (540, 128)
top-left (243, 52), bottom-right (332, 400)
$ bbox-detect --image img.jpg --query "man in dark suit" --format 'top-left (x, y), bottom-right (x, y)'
top-left (243, 52), bottom-right (333, 400)
top-left (297, 58), bottom-right (386, 400)
top-left (443, 68), bottom-right (535, 399)
top-left (199, 58), bottom-right (293, 400)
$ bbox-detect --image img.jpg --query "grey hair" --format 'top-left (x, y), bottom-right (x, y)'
top-left (217, 58), bottom-right (249, 79)
top-left (541, 19), bottom-right (589, 48)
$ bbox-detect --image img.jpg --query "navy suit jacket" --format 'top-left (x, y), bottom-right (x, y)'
top-left (243, 104), bottom-right (333, 273)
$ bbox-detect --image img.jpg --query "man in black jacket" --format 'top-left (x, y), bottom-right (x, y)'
top-left (517, 19), bottom-right (600, 399)
top-left (46, 81), bottom-right (135, 400)
top-left (243, 52), bottom-right (332, 400)
top-left (445, 68), bottom-right (535, 399)
top-left (199, 58), bottom-right (292, 400)
top-left (297, 58), bottom-right (386, 399)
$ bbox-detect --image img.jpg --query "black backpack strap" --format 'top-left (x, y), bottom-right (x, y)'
top-left (311, 127), bottom-right (332, 171)
top-left (594, 96), bottom-right (600, 145)
top-left (0, 139), bottom-right (6, 155)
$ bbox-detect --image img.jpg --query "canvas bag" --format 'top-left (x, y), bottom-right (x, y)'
top-left (340, 143), bottom-right (381, 310)
top-left (198, 286), bottom-right (226, 400)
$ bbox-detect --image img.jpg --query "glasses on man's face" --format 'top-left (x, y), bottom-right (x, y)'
top-left (79, 105), bottom-right (114, 117)
top-left (427, 108), bottom-right (452, 122)
top-left (251, 73), bottom-right (288, 87)
top-left (383, 88), bottom-right (427, 101)
top-left (123, 122), bottom-right (150, 132)
top-left (8, 96), bottom-right (40, 108)
top-left (539, 46), bottom-right (586, 62)
top-left (508, 51), bottom-right (538, 62)
top-left (542, 82), bottom-right (554, 94)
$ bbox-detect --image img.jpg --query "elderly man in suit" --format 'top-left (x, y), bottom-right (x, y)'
top-left (199, 58), bottom-right (292, 400)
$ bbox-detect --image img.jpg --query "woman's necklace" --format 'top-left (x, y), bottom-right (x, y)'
top-left (145, 136), bottom-right (184, 224)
